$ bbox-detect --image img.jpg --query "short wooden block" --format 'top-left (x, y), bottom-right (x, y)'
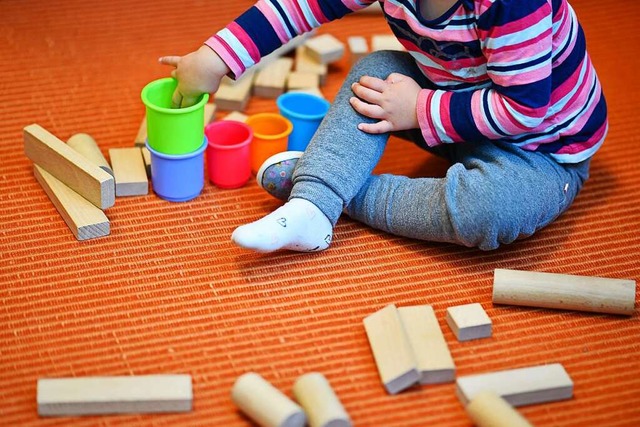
top-left (215, 70), bottom-right (255, 111)
top-left (222, 111), bottom-right (248, 123)
top-left (398, 305), bottom-right (456, 384)
top-left (37, 374), bottom-right (192, 416)
top-left (446, 303), bottom-right (492, 342)
top-left (305, 34), bottom-right (345, 64)
top-left (254, 57), bottom-right (294, 98)
top-left (493, 268), bottom-right (636, 316)
top-left (109, 147), bottom-right (148, 196)
top-left (295, 46), bottom-right (328, 85)
top-left (363, 304), bottom-right (420, 394)
top-left (347, 36), bottom-right (368, 64)
top-left (204, 102), bottom-right (217, 124)
top-left (67, 133), bottom-right (113, 177)
top-left (134, 116), bottom-right (147, 147)
top-left (24, 124), bottom-right (115, 210)
top-left (371, 35), bottom-right (405, 51)
top-left (288, 87), bottom-right (325, 99)
top-left (141, 146), bottom-right (151, 178)
top-left (34, 165), bottom-right (110, 241)
top-left (231, 372), bottom-right (306, 427)
top-left (292, 372), bottom-right (351, 427)
top-left (287, 71), bottom-right (320, 91)
top-left (456, 363), bottom-right (574, 407)
top-left (465, 391), bottom-right (533, 427)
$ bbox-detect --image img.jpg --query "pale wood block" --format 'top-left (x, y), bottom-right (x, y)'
top-left (456, 363), bottom-right (573, 407)
top-left (204, 102), bottom-right (217, 124)
top-left (493, 268), bottom-right (636, 316)
top-left (37, 374), bottom-right (192, 416)
top-left (222, 111), bottom-right (249, 123)
top-left (215, 70), bottom-right (255, 111)
top-left (287, 71), bottom-right (320, 91)
top-left (398, 305), bottom-right (456, 384)
top-left (446, 303), bottom-right (492, 342)
top-left (254, 57), bottom-right (294, 98)
top-left (109, 147), bottom-right (148, 196)
top-left (305, 34), bottom-right (345, 64)
top-left (292, 372), bottom-right (351, 427)
top-left (33, 165), bottom-right (110, 241)
top-left (347, 36), bottom-right (368, 64)
top-left (363, 304), bottom-right (420, 394)
top-left (465, 391), bottom-right (533, 427)
top-left (295, 46), bottom-right (328, 85)
top-left (23, 124), bottom-right (115, 210)
top-left (288, 87), bottom-right (325, 99)
top-left (371, 35), bottom-right (405, 51)
top-left (134, 116), bottom-right (147, 147)
top-left (67, 133), bottom-right (113, 177)
top-left (141, 146), bottom-right (151, 178)
top-left (231, 372), bottom-right (306, 427)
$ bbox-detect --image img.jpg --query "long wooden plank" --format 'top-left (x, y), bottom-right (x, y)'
top-left (456, 363), bottom-right (573, 407)
top-left (109, 147), bottom-right (148, 197)
top-left (24, 124), bottom-right (115, 209)
top-left (33, 165), bottom-right (110, 241)
top-left (37, 374), bottom-right (192, 416)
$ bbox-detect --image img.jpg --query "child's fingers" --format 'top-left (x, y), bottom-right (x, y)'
top-left (158, 56), bottom-right (181, 67)
top-left (358, 120), bottom-right (393, 134)
top-left (171, 90), bottom-right (183, 109)
top-left (351, 83), bottom-right (383, 104)
top-left (349, 97), bottom-right (385, 119)
top-left (180, 94), bottom-right (199, 108)
top-left (357, 75), bottom-right (387, 92)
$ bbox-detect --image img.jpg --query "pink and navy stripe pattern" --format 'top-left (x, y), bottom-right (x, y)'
top-left (206, 0), bottom-right (607, 163)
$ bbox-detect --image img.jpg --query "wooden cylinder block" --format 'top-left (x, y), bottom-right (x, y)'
top-left (231, 372), bottom-right (306, 427)
top-left (465, 391), bottom-right (532, 427)
top-left (292, 372), bottom-right (351, 427)
top-left (67, 133), bottom-right (113, 176)
top-left (493, 268), bottom-right (636, 316)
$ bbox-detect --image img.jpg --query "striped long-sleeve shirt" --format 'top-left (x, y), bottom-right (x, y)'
top-left (205, 0), bottom-right (607, 163)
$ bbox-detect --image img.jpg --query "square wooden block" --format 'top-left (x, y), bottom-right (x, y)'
top-left (446, 303), bottom-right (492, 342)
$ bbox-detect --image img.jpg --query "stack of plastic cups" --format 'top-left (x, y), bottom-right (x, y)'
top-left (141, 77), bottom-right (209, 202)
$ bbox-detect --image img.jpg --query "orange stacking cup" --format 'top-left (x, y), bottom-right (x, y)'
top-left (246, 113), bottom-right (293, 175)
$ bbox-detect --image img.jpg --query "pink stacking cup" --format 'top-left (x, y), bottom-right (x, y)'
top-left (205, 121), bottom-right (253, 189)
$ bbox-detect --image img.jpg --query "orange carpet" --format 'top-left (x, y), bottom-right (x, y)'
top-left (1, 1), bottom-right (638, 425)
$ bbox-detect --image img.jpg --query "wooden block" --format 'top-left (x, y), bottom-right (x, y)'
top-left (141, 146), bottom-right (151, 178)
top-left (288, 87), bottom-right (325, 99)
top-left (37, 374), bottom-right (192, 416)
top-left (108, 147), bottom-right (148, 196)
top-left (215, 70), bottom-right (255, 111)
top-left (371, 35), bottom-right (405, 52)
top-left (222, 111), bottom-right (248, 123)
top-left (363, 304), bottom-right (420, 394)
top-left (33, 165), bottom-right (110, 241)
top-left (204, 102), bottom-right (217, 124)
top-left (24, 124), bottom-right (115, 210)
top-left (295, 46), bottom-right (328, 85)
top-left (493, 268), bottom-right (636, 316)
top-left (254, 57), bottom-right (294, 98)
top-left (287, 71), bottom-right (320, 91)
top-left (465, 391), bottom-right (533, 427)
top-left (456, 363), bottom-right (574, 407)
top-left (446, 303), bottom-right (492, 342)
top-left (134, 116), bottom-right (147, 147)
top-left (398, 305), bottom-right (456, 384)
top-left (67, 133), bottom-right (113, 177)
top-left (305, 34), bottom-right (345, 64)
top-left (231, 372), bottom-right (306, 427)
top-left (292, 372), bottom-right (351, 427)
top-left (347, 36), bottom-right (368, 64)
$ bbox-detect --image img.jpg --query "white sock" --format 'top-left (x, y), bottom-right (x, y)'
top-left (231, 198), bottom-right (333, 253)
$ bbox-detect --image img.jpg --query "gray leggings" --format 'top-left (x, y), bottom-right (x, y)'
top-left (290, 51), bottom-right (590, 250)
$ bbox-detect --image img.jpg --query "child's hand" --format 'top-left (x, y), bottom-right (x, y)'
top-left (350, 73), bottom-right (421, 133)
top-left (159, 45), bottom-right (230, 108)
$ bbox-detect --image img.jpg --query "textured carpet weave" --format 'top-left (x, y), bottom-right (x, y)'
top-left (0, 1), bottom-right (638, 425)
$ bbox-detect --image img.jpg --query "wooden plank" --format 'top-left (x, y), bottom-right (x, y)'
top-left (222, 111), bottom-right (248, 123)
top-left (287, 71), bottom-right (320, 91)
top-left (204, 102), bottom-right (217, 124)
top-left (398, 305), bottom-right (456, 384)
top-left (347, 36), bottom-right (368, 65)
top-left (24, 124), bottom-right (115, 210)
top-left (445, 303), bottom-right (492, 342)
top-left (141, 146), bottom-right (151, 178)
top-left (371, 35), bottom-right (405, 51)
top-left (465, 391), bottom-right (533, 427)
top-left (295, 46), bottom-right (328, 86)
top-left (493, 268), bottom-right (636, 316)
top-left (67, 133), bottom-right (113, 177)
top-left (215, 70), bottom-right (255, 111)
top-left (363, 304), bottom-right (420, 394)
top-left (305, 34), bottom-right (345, 64)
top-left (37, 374), bottom-right (192, 416)
top-left (109, 147), bottom-right (148, 196)
top-left (288, 87), bottom-right (325, 99)
top-left (231, 372), bottom-right (306, 427)
top-left (33, 165), bottom-right (110, 241)
top-left (134, 116), bottom-right (147, 147)
top-left (253, 57), bottom-right (294, 99)
top-left (292, 372), bottom-right (351, 427)
top-left (456, 363), bottom-right (574, 407)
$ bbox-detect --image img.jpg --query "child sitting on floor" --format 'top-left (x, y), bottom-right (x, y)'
top-left (160, 0), bottom-right (607, 252)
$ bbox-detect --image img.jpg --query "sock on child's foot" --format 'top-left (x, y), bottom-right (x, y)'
top-left (231, 198), bottom-right (333, 253)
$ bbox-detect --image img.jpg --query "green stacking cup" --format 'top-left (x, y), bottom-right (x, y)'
top-left (141, 77), bottom-right (209, 155)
